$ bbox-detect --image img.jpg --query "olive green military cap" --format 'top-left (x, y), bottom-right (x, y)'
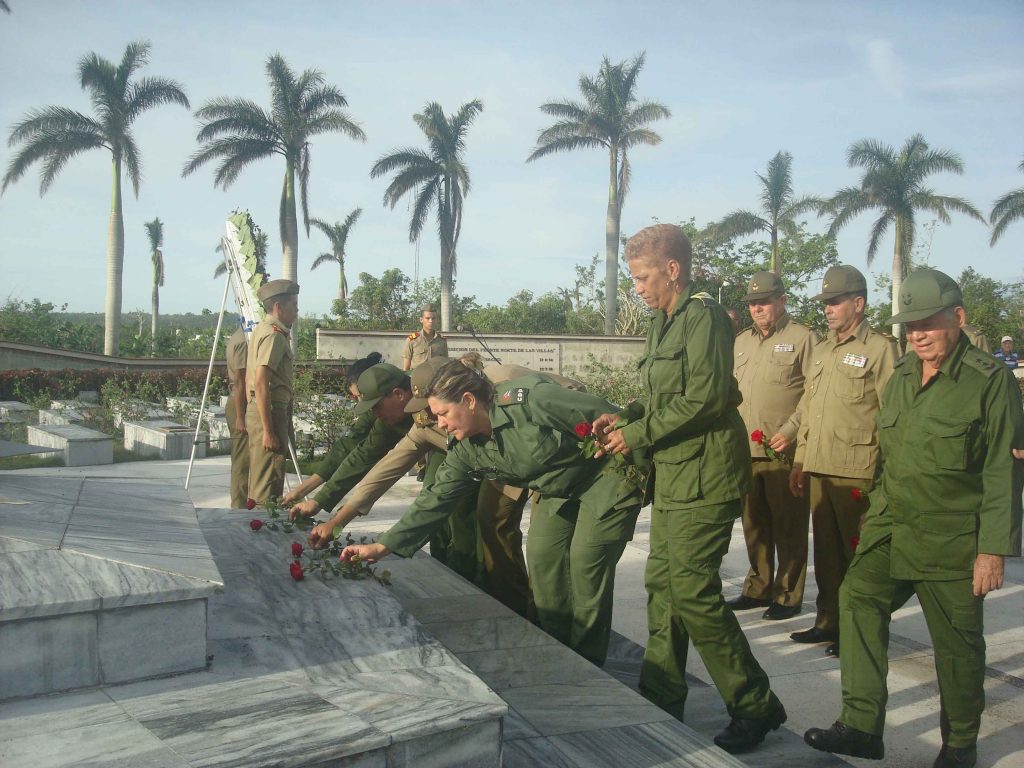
top-left (742, 271), bottom-right (785, 302)
top-left (889, 268), bottom-right (963, 324)
top-left (257, 279), bottom-right (299, 302)
top-left (404, 356), bottom-right (454, 413)
top-left (420, 302), bottom-right (437, 314)
top-left (812, 265), bottom-right (867, 301)
top-left (354, 363), bottom-right (408, 414)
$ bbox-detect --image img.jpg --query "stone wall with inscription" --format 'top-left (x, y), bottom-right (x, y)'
top-left (315, 330), bottom-right (645, 375)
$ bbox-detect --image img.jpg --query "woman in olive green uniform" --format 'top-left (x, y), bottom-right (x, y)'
top-left (341, 360), bottom-right (645, 666)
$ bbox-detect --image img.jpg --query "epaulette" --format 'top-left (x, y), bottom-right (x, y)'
top-left (963, 349), bottom-right (1001, 378)
top-left (893, 353), bottom-right (909, 369)
top-left (271, 326), bottom-right (289, 337)
top-left (691, 291), bottom-right (714, 306)
top-left (407, 331), bottom-right (419, 340)
top-left (496, 387), bottom-right (528, 406)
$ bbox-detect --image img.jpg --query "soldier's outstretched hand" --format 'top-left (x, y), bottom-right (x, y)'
top-left (339, 542), bottom-right (390, 564)
top-left (289, 498), bottom-right (320, 521)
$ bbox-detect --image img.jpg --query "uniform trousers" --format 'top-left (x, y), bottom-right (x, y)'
top-left (809, 474), bottom-right (869, 632)
top-left (640, 500), bottom-right (779, 721)
top-left (246, 401), bottom-right (289, 504)
top-left (225, 397), bottom-right (249, 509)
top-left (839, 538), bottom-right (985, 748)
top-left (526, 469), bottom-right (641, 665)
top-left (423, 451), bottom-right (483, 586)
top-left (477, 481), bottom-right (533, 619)
top-left (740, 459), bottom-right (810, 607)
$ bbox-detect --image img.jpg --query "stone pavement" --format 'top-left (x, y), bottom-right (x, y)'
top-left (3, 456), bottom-right (1022, 766)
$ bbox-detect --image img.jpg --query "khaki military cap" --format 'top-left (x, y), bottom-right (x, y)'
top-left (354, 363), bottom-right (408, 414)
top-left (812, 265), bottom-right (867, 301)
top-left (889, 268), bottom-right (963, 324)
top-left (742, 271), bottom-right (785, 302)
top-left (257, 279), bottom-right (299, 302)
top-left (420, 303), bottom-right (437, 314)
top-left (404, 356), bottom-right (453, 413)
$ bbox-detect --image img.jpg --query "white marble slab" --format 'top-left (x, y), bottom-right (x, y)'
top-left (112, 400), bottom-right (172, 429)
top-left (37, 407), bottom-right (85, 426)
top-left (124, 419), bottom-right (206, 460)
top-left (0, 401), bottom-right (34, 422)
top-left (26, 424), bottom-right (112, 467)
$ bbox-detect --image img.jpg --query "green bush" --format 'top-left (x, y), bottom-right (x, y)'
top-left (565, 355), bottom-right (644, 409)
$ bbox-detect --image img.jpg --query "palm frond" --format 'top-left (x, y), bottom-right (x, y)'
top-left (710, 210), bottom-right (769, 242)
top-left (847, 138), bottom-right (897, 170)
top-left (310, 252), bottom-right (335, 270)
top-left (408, 178), bottom-right (439, 243)
top-left (527, 134), bottom-right (606, 161)
top-left (182, 137), bottom-right (279, 182)
top-left (989, 188), bottom-right (1024, 245)
top-left (304, 110), bottom-right (366, 141)
top-left (537, 100), bottom-right (591, 121)
top-left (865, 212), bottom-right (894, 266)
top-left (369, 148), bottom-right (436, 179)
top-left (121, 133), bottom-right (142, 196)
top-left (125, 76), bottom-right (189, 119)
top-left (298, 144), bottom-right (311, 235)
top-left (911, 191), bottom-right (985, 225)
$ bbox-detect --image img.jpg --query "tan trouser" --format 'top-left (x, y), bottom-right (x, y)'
top-left (740, 459), bottom-right (810, 607)
top-left (225, 398), bottom-right (249, 509)
top-left (809, 473), bottom-right (870, 632)
top-left (477, 481), bottom-right (533, 620)
top-left (246, 401), bottom-right (289, 504)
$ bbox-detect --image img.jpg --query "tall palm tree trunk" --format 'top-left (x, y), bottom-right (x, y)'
top-left (439, 241), bottom-right (453, 332)
top-left (604, 147), bottom-right (621, 335)
top-left (105, 157), bottom-right (124, 356)
top-left (280, 165), bottom-right (299, 354)
top-left (338, 267), bottom-right (346, 305)
top-left (151, 283), bottom-right (159, 357)
top-left (890, 217), bottom-right (905, 340)
top-left (770, 229), bottom-right (780, 275)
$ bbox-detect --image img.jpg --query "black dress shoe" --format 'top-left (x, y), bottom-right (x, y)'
top-left (825, 641), bottom-right (840, 657)
top-left (763, 603), bottom-right (801, 620)
top-left (933, 745), bottom-right (977, 768)
top-left (804, 721), bottom-right (884, 759)
top-left (727, 595), bottom-right (771, 611)
top-left (790, 626), bottom-right (838, 644)
top-left (713, 705), bottom-right (787, 754)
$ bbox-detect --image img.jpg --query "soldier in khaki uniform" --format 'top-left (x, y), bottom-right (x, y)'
top-left (246, 279), bottom-right (299, 504)
top-left (960, 323), bottom-right (989, 353)
top-left (225, 323), bottom-right (250, 508)
top-left (729, 272), bottom-right (815, 620)
top-left (402, 303), bottom-right (447, 370)
top-left (594, 225), bottom-right (786, 755)
top-left (805, 269), bottom-right (1024, 768)
top-left (789, 266), bottom-right (899, 656)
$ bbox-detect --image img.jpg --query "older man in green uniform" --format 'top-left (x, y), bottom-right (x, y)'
top-left (789, 265), bottom-right (899, 656)
top-left (402, 303), bottom-right (448, 371)
top-left (246, 279), bottom-right (299, 504)
top-left (594, 224), bottom-right (786, 754)
top-left (729, 271), bottom-right (815, 620)
top-left (225, 323), bottom-right (250, 508)
top-left (805, 268), bottom-right (1024, 768)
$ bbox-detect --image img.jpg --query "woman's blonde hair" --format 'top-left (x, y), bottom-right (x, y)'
top-left (426, 359), bottom-right (494, 406)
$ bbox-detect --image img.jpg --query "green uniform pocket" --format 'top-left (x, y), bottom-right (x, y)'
top-left (921, 418), bottom-right (971, 471)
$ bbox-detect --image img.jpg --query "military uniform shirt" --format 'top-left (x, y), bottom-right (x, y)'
top-left (313, 415), bottom-right (412, 511)
top-left (379, 377), bottom-right (635, 556)
top-left (345, 422), bottom-right (448, 514)
top-left (402, 330), bottom-right (448, 367)
top-left (733, 313), bottom-right (815, 457)
top-left (859, 335), bottom-right (1024, 580)
top-left (226, 327), bottom-right (247, 384)
top-left (313, 410), bottom-right (376, 480)
top-left (793, 319), bottom-right (898, 479)
top-left (246, 316), bottom-right (293, 404)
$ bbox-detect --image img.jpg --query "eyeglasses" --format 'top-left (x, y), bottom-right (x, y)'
top-left (467, 466), bottom-right (502, 482)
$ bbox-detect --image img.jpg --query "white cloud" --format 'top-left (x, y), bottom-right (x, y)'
top-left (865, 39), bottom-right (908, 98)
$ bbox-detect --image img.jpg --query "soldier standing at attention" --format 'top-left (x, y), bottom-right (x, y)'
top-left (246, 279), bottom-right (299, 504)
top-left (728, 271), bottom-right (815, 620)
top-left (789, 266), bottom-right (899, 657)
top-left (225, 322), bottom-right (250, 508)
top-left (593, 224), bottom-right (786, 755)
top-left (805, 269), bottom-right (1024, 767)
top-left (402, 303), bottom-right (448, 371)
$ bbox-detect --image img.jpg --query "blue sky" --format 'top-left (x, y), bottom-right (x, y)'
top-left (1, 1), bottom-right (1021, 318)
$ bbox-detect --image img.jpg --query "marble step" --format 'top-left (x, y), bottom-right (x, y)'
top-left (25, 424), bottom-right (112, 467)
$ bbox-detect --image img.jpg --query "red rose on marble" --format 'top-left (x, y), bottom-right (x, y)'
top-left (851, 488), bottom-right (864, 501)
top-left (291, 542), bottom-right (304, 558)
top-left (245, 498), bottom-right (257, 510)
top-left (750, 429), bottom-right (765, 444)
top-left (289, 561), bottom-right (304, 581)
top-left (249, 519), bottom-right (263, 531)
top-left (574, 422), bottom-right (592, 439)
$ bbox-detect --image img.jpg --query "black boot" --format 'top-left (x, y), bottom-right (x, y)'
top-left (804, 721), bottom-right (884, 759)
top-left (933, 745), bottom-right (977, 768)
top-left (713, 705), bottom-right (787, 754)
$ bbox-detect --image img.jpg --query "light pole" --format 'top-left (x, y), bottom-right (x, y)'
top-left (718, 281), bottom-right (731, 304)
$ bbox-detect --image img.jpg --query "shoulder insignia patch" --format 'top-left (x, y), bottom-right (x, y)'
top-left (497, 387), bottom-right (528, 406)
top-left (691, 291), bottom-right (714, 306)
top-left (963, 350), bottom-right (1000, 378)
top-left (407, 331), bottom-right (419, 340)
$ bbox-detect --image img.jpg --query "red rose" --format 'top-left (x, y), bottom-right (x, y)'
top-left (289, 561), bottom-right (304, 581)
top-left (249, 519), bottom-right (263, 531)
top-left (245, 498), bottom-right (257, 510)
top-left (750, 429), bottom-right (764, 444)
top-left (850, 536), bottom-right (860, 551)
top-left (851, 488), bottom-right (863, 501)
top-left (574, 422), bottom-right (592, 439)
top-left (291, 542), bottom-right (304, 558)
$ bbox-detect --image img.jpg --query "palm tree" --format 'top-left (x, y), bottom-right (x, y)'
top-left (144, 217), bottom-right (164, 356)
top-left (310, 207), bottom-right (362, 305)
top-left (184, 55), bottom-right (363, 352)
top-left (370, 100), bottom-right (483, 331)
top-left (527, 53), bottom-right (670, 335)
top-left (823, 134), bottom-right (984, 337)
top-left (0, 2), bottom-right (10, 13)
top-left (2, 41), bottom-right (188, 355)
top-left (704, 151), bottom-right (819, 275)
top-left (990, 157), bottom-right (1024, 246)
